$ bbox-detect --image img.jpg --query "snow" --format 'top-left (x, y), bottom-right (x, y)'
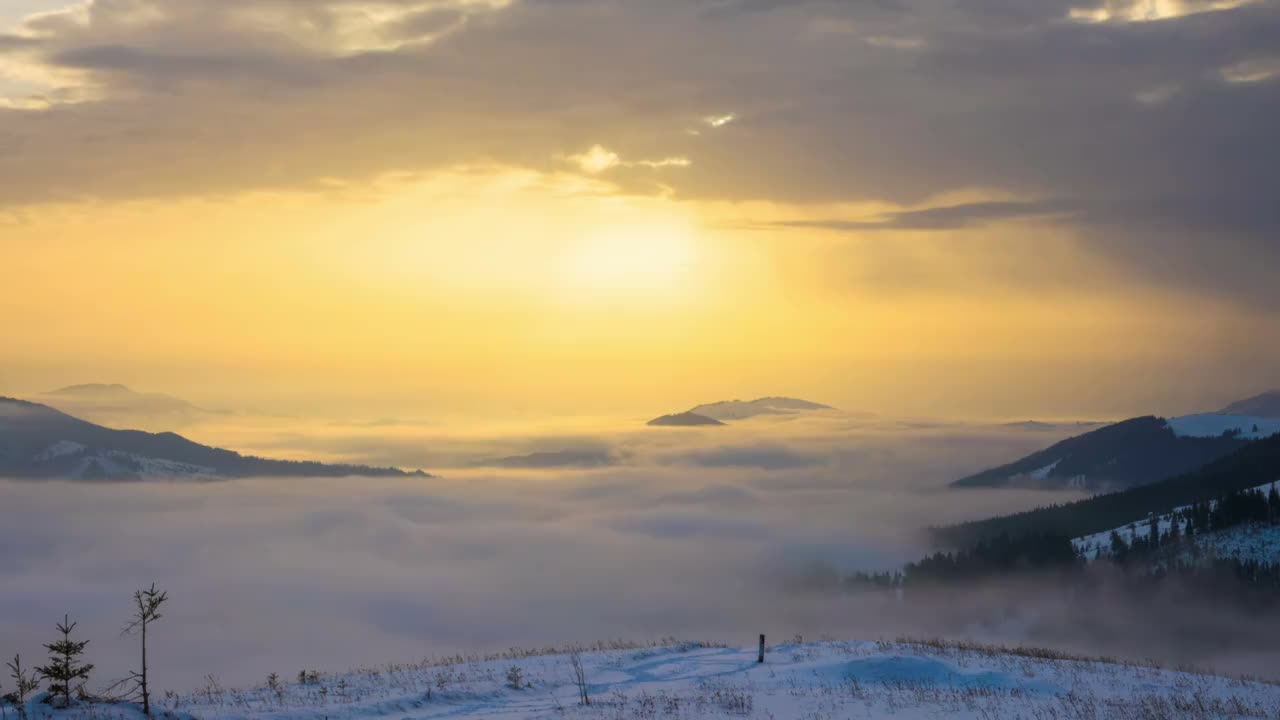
top-left (1166, 413), bottom-right (1280, 439)
top-left (1190, 523), bottom-right (1280, 563)
top-left (1027, 458), bottom-right (1061, 481)
top-left (29, 640), bottom-right (1280, 720)
top-left (35, 440), bottom-right (87, 460)
top-left (1072, 481), bottom-right (1280, 560)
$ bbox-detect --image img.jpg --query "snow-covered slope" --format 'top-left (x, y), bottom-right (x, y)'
top-left (1072, 480), bottom-right (1280, 560)
top-left (1166, 413), bottom-right (1280, 439)
top-left (35, 640), bottom-right (1280, 720)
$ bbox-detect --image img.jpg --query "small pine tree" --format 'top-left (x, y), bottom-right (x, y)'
top-left (35, 615), bottom-right (94, 708)
top-left (4, 655), bottom-right (39, 720)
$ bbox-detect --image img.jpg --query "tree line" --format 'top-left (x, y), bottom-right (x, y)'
top-left (844, 483), bottom-right (1280, 605)
top-left (2, 584), bottom-right (168, 719)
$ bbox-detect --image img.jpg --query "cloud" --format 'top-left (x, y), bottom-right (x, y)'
top-left (565, 145), bottom-right (691, 174)
top-left (1221, 56), bottom-right (1280, 83)
top-left (567, 144), bottom-right (622, 174)
top-left (0, 0), bottom-right (1276, 306)
top-left (770, 199), bottom-right (1072, 232)
top-left (703, 113), bottom-right (736, 128)
top-left (474, 448), bottom-right (618, 469)
top-left (666, 442), bottom-right (825, 470)
top-left (0, 414), bottom-right (1103, 690)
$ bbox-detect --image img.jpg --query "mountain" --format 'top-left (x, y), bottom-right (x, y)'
top-left (935, 431), bottom-right (1280, 548)
top-left (38, 383), bottom-right (213, 429)
top-left (685, 397), bottom-right (833, 421)
top-left (0, 397), bottom-right (429, 481)
top-left (950, 415), bottom-right (1277, 492)
top-left (1221, 390), bottom-right (1280, 418)
top-left (646, 412), bottom-right (725, 427)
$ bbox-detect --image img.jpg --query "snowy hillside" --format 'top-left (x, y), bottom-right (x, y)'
top-left (1166, 413), bottom-right (1280, 440)
top-left (1073, 481), bottom-right (1280, 561)
top-left (28, 639), bottom-right (1280, 720)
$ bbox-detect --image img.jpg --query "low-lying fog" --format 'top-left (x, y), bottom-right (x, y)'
top-left (3, 412), bottom-right (1099, 691)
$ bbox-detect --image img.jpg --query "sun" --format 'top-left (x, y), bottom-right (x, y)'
top-left (559, 222), bottom-right (700, 299)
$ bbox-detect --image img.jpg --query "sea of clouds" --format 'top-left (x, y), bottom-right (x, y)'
top-left (1, 412), bottom-right (1095, 691)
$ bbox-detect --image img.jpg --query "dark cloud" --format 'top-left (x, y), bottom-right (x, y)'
top-left (0, 0), bottom-right (1277, 304)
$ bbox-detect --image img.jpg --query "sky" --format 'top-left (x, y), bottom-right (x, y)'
top-left (2, 0), bottom-right (1279, 420)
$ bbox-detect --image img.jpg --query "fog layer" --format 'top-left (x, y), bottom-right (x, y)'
top-left (2, 415), bottom-right (1087, 690)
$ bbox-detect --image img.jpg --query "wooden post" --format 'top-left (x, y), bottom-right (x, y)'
top-left (758, 634), bottom-right (765, 663)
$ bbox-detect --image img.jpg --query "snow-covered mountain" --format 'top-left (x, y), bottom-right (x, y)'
top-left (951, 415), bottom-right (1263, 491)
top-left (0, 397), bottom-right (430, 481)
top-left (30, 639), bottom-right (1280, 720)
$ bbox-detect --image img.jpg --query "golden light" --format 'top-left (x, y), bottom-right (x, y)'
top-left (558, 221), bottom-right (700, 299)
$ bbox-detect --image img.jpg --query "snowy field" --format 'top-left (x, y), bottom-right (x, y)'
top-left (18, 640), bottom-right (1280, 720)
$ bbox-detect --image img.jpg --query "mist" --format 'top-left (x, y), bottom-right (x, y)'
top-left (0, 413), bottom-right (1097, 691)
top-left (7, 408), bottom-right (1275, 696)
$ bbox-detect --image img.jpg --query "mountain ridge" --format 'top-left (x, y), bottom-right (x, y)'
top-left (1221, 390), bottom-right (1280, 418)
top-left (935, 431), bottom-right (1280, 548)
top-left (0, 397), bottom-right (429, 481)
top-left (951, 415), bottom-right (1262, 492)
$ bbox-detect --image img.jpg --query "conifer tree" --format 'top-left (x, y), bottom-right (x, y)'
top-left (35, 615), bottom-right (93, 708)
top-left (4, 655), bottom-right (39, 720)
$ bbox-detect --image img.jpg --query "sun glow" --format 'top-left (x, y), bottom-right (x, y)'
top-left (559, 222), bottom-right (701, 299)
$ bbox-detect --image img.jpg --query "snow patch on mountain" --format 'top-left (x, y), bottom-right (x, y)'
top-left (35, 440), bottom-right (86, 461)
top-left (1027, 459), bottom-right (1061, 481)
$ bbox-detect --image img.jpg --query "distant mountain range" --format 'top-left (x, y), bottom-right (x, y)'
top-left (952, 412), bottom-right (1280, 492)
top-left (690, 397), bottom-right (833, 421)
top-left (1220, 390), bottom-right (1280, 418)
top-left (648, 397), bottom-right (832, 426)
top-left (37, 383), bottom-right (217, 429)
top-left (0, 397), bottom-right (429, 481)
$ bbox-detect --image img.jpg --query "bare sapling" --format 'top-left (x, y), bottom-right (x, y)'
top-left (123, 583), bottom-right (169, 717)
